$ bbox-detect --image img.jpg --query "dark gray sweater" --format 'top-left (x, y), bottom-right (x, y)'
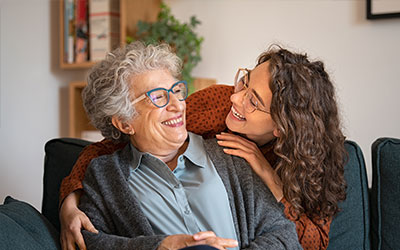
top-left (79, 138), bottom-right (302, 250)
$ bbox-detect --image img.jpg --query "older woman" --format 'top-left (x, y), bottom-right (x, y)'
top-left (73, 41), bottom-right (300, 250)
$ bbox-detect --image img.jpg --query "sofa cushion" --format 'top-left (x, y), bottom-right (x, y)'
top-left (327, 140), bottom-right (370, 250)
top-left (371, 137), bottom-right (400, 250)
top-left (42, 138), bottom-right (91, 232)
top-left (0, 196), bottom-right (60, 250)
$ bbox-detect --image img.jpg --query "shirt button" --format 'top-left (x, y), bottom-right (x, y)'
top-left (174, 184), bottom-right (181, 189)
top-left (179, 156), bottom-right (184, 162)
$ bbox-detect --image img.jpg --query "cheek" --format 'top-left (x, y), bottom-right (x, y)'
top-left (248, 115), bottom-right (275, 131)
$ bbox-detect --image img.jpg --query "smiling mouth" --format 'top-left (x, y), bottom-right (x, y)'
top-left (231, 106), bottom-right (246, 121)
top-left (161, 116), bottom-right (184, 127)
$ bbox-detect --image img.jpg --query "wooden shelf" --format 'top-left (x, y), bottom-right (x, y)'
top-left (69, 81), bottom-right (94, 138)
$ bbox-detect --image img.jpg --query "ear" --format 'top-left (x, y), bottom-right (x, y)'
top-left (111, 116), bottom-right (135, 135)
top-left (273, 128), bottom-right (281, 138)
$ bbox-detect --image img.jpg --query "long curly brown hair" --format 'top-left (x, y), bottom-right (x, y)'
top-left (258, 46), bottom-right (347, 219)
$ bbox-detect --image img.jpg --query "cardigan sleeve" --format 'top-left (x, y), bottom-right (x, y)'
top-left (79, 156), bottom-right (166, 250)
top-left (281, 198), bottom-right (331, 250)
top-left (59, 139), bottom-right (125, 203)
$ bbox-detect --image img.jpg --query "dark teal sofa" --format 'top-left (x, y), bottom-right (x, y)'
top-left (1, 137), bottom-right (399, 250)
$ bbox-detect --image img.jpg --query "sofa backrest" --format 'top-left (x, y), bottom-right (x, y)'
top-left (370, 137), bottom-right (400, 250)
top-left (327, 140), bottom-right (371, 250)
top-left (42, 138), bottom-right (91, 232)
top-left (42, 138), bottom-right (372, 250)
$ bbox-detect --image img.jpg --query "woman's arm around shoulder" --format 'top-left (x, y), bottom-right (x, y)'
top-left (186, 84), bottom-right (233, 138)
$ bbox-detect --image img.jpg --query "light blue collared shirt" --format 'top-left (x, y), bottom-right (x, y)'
top-left (127, 133), bottom-right (238, 248)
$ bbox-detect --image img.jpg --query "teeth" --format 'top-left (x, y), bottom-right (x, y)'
top-left (162, 117), bottom-right (183, 125)
top-left (232, 107), bottom-right (246, 120)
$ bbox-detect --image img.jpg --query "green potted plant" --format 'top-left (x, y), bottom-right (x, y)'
top-left (128, 2), bottom-right (204, 94)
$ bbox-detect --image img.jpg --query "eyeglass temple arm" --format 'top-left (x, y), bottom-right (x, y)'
top-left (131, 94), bottom-right (147, 105)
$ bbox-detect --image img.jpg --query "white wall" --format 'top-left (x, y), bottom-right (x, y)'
top-left (0, 0), bottom-right (399, 210)
top-left (0, 0), bottom-right (86, 209)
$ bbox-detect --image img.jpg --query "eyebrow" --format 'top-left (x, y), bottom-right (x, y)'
top-left (250, 89), bottom-right (266, 107)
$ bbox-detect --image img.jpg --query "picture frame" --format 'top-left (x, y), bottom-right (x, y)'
top-left (367, 0), bottom-right (400, 19)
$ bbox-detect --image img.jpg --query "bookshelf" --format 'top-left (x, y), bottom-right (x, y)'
top-left (59, 0), bottom-right (161, 69)
top-left (61, 0), bottom-right (216, 139)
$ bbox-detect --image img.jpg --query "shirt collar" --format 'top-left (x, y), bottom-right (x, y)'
top-left (182, 132), bottom-right (206, 168)
top-left (129, 143), bottom-right (145, 171)
top-left (129, 132), bottom-right (207, 171)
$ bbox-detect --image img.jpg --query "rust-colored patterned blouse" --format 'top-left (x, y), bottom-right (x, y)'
top-left (60, 84), bottom-right (331, 250)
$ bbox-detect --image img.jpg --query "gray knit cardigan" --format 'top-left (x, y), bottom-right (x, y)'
top-left (79, 138), bottom-right (302, 250)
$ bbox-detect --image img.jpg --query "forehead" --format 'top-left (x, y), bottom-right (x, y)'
top-left (248, 61), bottom-right (272, 102)
top-left (130, 69), bottom-right (176, 94)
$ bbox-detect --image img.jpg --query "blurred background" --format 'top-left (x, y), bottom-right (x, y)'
top-left (1, 0), bottom-right (399, 210)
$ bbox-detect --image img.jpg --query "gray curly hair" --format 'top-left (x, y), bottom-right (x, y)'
top-left (82, 41), bottom-right (182, 142)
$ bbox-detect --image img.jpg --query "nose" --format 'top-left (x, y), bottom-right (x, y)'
top-left (166, 92), bottom-right (185, 112)
top-left (230, 90), bottom-right (245, 108)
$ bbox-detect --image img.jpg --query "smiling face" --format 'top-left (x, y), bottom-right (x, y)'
top-left (123, 69), bottom-right (187, 158)
top-left (225, 61), bottom-right (278, 146)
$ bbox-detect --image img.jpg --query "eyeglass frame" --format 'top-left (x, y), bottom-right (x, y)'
top-left (131, 80), bottom-right (188, 108)
top-left (234, 68), bottom-right (270, 114)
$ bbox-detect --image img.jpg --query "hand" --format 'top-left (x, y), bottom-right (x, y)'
top-left (158, 232), bottom-right (238, 250)
top-left (216, 132), bottom-right (283, 201)
top-left (193, 231), bottom-right (238, 250)
top-left (59, 191), bottom-right (98, 250)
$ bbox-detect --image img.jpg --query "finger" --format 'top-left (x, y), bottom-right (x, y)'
top-left (72, 230), bottom-right (86, 250)
top-left (192, 231), bottom-right (216, 241)
top-left (217, 140), bottom-right (254, 153)
top-left (81, 216), bottom-right (98, 234)
top-left (65, 234), bottom-right (77, 250)
top-left (222, 148), bottom-right (252, 160)
top-left (210, 237), bottom-right (238, 249)
top-left (60, 234), bottom-right (67, 250)
top-left (216, 134), bottom-right (258, 151)
top-left (217, 132), bottom-right (256, 145)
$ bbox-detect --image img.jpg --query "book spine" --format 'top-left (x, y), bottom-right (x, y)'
top-left (89, 0), bottom-right (120, 62)
top-left (64, 0), bottom-right (69, 62)
top-left (66, 0), bottom-right (75, 63)
top-left (75, 0), bottom-right (89, 63)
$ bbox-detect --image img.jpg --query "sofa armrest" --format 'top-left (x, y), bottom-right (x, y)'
top-left (1, 196), bottom-right (60, 249)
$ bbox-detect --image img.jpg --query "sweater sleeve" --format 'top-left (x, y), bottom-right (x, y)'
top-left (281, 198), bottom-right (331, 250)
top-left (239, 172), bottom-right (303, 250)
top-left (186, 84), bottom-right (233, 138)
top-left (59, 139), bottom-right (125, 203)
top-left (79, 157), bottom-right (166, 250)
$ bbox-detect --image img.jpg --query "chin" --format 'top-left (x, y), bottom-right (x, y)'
top-left (175, 130), bottom-right (188, 143)
top-left (226, 117), bottom-right (242, 134)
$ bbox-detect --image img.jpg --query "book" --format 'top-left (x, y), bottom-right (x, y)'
top-left (65, 0), bottom-right (75, 63)
top-left (75, 0), bottom-right (89, 63)
top-left (89, 0), bottom-right (120, 62)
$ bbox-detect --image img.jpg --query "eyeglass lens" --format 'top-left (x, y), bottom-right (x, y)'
top-left (234, 69), bottom-right (249, 92)
top-left (148, 81), bottom-right (187, 107)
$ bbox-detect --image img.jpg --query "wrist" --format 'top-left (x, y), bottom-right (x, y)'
top-left (259, 168), bottom-right (283, 202)
top-left (63, 190), bottom-right (82, 208)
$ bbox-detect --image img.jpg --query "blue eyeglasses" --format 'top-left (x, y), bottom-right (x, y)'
top-left (131, 80), bottom-right (188, 108)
